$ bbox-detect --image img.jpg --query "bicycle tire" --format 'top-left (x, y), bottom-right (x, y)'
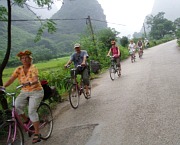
top-left (37, 102), bottom-right (53, 140)
top-left (109, 67), bottom-right (115, 81)
top-left (116, 67), bottom-right (121, 77)
top-left (69, 84), bottom-right (80, 109)
top-left (83, 79), bottom-right (91, 99)
top-left (0, 122), bottom-right (24, 145)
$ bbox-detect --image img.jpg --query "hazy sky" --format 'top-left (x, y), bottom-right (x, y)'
top-left (55, 0), bottom-right (155, 37)
top-left (97, 0), bottom-right (155, 37)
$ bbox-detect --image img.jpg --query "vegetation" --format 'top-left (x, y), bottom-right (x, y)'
top-left (146, 12), bottom-right (175, 40)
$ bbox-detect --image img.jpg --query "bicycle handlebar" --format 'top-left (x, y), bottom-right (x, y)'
top-left (0, 83), bottom-right (31, 96)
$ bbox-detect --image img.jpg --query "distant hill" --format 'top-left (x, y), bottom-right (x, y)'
top-left (151, 0), bottom-right (180, 21)
top-left (0, 0), bottom-right (107, 64)
top-left (47, 0), bottom-right (107, 52)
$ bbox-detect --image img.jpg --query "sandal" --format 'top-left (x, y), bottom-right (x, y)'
top-left (86, 92), bottom-right (90, 96)
top-left (32, 134), bottom-right (41, 144)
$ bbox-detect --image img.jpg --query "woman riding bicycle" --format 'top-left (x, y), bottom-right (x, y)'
top-left (107, 40), bottom-right (121, 76)
top-left (128, 40), bottom-right (136, 60)
top-left (1, 50), bottom-right (43, 144)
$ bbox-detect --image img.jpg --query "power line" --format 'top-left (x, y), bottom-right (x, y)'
top-left (91, 18), bottom-right (126, 26)
top-left (0, 17), bottom-right (126, 27)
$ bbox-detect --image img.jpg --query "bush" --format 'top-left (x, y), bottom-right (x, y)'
top-left (177, 39), bottom-right (180, 47)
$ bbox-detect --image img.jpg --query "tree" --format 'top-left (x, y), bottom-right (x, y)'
top-left (174, 18), bottom-right (180, 38)
top-left (146, 12), bottom-right (175, 39)
top-left (97, 28), bottom-right (120, 49)
top-left (0, 0), bottom-right (56, 110)
top-left (174, 18), bottom-right (180, 29)
top-left (120, 36), bottom-right (129, 47)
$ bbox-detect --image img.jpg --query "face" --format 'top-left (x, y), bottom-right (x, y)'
top-left (111, 43), bottom-right (116, 47)
top-left (20, 55), bottom-right (31, 65)
top-left (74, 47), bottom-right (81, 53)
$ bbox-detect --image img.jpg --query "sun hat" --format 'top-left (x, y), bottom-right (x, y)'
top-left (17, 50), bottom-right (32, 57)
top-left (74, 43), bottom-right (81, 48)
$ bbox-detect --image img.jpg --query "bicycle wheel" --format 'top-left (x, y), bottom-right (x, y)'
top-left (0, 122), bottom-right (24, 145)
top-left (131, 55), bottom-right (134, 63)
top-left (37, 102), bottom-right (53, 140)
top-left (109, 67), bottom-right (115, 81)
top-left (83, 80), bottom-right (91, 99)
top-left (69, 84), bottom-right (80, 109)
top-left (116, 67), bottom-right (121, 77)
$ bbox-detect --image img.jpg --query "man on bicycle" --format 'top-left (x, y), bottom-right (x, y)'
top-left (136, 38), bottom-right (143, 57)
top-left (107, 40), bottom-right (121, 76)
top-left (64, 43), bottom-right (90, 96)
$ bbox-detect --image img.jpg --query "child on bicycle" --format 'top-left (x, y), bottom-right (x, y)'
top-left (2, 50), bottom-right (43, 144)
top-left (64, 43), bottom-right (90, 96)
top-left (107, 40), bottom-right (121, 76)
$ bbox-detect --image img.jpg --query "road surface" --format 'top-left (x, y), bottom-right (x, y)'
top-left (26, 40), bottom-right (180, 145)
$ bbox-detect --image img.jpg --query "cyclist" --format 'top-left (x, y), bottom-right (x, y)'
top-left (144, 38), bottom-right (149, 48)
top-left (107, 40), bottom-right (121, 76)
top-left (64, 43), bottom-right (90, 96)
top-left (136, 38), bottom-right (143, 57)
top-left (128, 40), bottom-right (136, 59)
top-left (1, 50), bottom-right (43, 144)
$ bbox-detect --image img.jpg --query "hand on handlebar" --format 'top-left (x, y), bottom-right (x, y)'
top-left (81, 63), bottom-right (86, 67)
top-left (0, 86), bottom-right (5, 92)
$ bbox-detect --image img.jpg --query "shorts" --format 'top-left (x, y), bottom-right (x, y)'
top-left (15, 90), bottom-right (44, 122)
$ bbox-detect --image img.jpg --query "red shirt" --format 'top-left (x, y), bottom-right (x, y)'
top-left (111, 47), bottom-right (119, 58)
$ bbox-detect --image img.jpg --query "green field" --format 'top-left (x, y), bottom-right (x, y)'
top-left (3, 56), bottom-right (70, 91)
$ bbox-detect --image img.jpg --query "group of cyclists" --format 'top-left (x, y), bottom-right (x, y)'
top-left (128, 38), bottom-right (147, 61)
top-left (0, 38), bottom-right (149, 144)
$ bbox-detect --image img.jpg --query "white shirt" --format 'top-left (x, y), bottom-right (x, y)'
top-left (129, 43), bottom-right (136, 50)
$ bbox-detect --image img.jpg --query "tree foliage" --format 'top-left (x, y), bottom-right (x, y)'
top-left (120, 36), bottom-right (129, 47)
top-left (0, 0), bottom-right (56, 109)
top-left (146, 12), bottom-right (175, 39)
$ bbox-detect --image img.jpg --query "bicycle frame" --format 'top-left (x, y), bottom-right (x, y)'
top-left (5, 92), bottom-right (34, 143)
top-left (109, 56), bottom-right (118, 71)
top-left (71, 67), bottom-right (84, 96)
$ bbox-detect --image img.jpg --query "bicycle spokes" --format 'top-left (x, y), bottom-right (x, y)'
top-left (69, 85), bottom-right (80, 109)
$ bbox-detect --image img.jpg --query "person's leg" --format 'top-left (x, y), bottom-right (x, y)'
top-left (28, 90), bottom-right (43, 143)
top-left (15, 92), bottom-right (29, 122)
top-left (116, 58), bottom-right (121, 76)
top-left (82, 68), bottom-right (90, 95)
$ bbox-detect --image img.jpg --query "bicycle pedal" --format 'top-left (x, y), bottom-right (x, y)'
top-left (6, 118), bottom-right (15, 122)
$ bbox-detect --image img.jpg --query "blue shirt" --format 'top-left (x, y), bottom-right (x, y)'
top-left (70, 50), bottom-right (88, 67)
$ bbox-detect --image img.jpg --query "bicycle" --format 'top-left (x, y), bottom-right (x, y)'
top-left (137, 47), bottom-right (143, 59)
top-left (0, 84), bottom-right (53, 145)
top-left (138, 48), bottom-right (143, 58)
top-left (108, 56), bottom-right (121, 81)
top-left (129, 50), bottom-right (136, 63)
top-left (67, 65), bottom-right (91, 109)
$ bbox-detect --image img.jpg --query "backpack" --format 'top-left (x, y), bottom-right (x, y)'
top-left (41, 80), bottom-right (52, 101)
top-left (138, 41), bottom-right (142, 47)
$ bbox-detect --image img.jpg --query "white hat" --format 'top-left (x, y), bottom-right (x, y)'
top-left (74, 43), bottom-right (80, 48)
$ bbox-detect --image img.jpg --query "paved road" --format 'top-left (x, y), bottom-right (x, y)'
top-left (26, 40), bottom-right (180, 145)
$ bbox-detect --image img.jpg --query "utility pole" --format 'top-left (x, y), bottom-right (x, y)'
top-left (143, 23), bottom-right (147, 38)
top-left (86, 15), bottom-right (97, 56)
